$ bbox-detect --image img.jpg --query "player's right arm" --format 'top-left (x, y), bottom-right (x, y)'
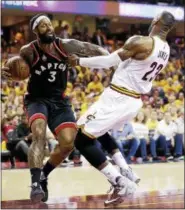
top-left (1, 44), bottom-right (33, 80)
top-left (19, 44), bottom-right (34, 67)
top-left (68, 36), bottom-right (153, 69)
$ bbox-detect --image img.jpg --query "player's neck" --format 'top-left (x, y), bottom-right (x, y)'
top-left (149, 27), bottom-right (168, 41)
top-left (150, 31), bottom-right (167, 41)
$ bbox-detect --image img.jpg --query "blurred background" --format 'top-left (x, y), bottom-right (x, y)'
top-left (1, 0), bottom-right (184, 168)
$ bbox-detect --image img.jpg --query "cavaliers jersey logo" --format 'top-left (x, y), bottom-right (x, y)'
top-left (85, 112), bottom-right (97, 123)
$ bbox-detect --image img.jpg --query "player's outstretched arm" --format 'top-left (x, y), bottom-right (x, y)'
top-left (61, 39), bottom-right (110, 57)
top-left (68, 36), bottom-right (152, 69)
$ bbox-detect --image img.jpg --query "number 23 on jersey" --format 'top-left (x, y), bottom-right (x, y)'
top-left (142, 62), bottom-right (163, 82)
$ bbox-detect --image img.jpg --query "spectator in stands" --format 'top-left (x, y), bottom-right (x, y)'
top-left (156, 110), bottom-right (164, 121)
top-left (153, 112), bottom-right (176, 160)
top-left (82, 26), bottom-right (91, 42)
top-left (92, 29), bottom-right (105, 47)
top-left (175, 92), bottom-right (184, 107)
top-left (14, 114), bottom-right (32, 161)
top-left (132, 112), bottom-right (149, 162)
top-left (60, 24), bottom-right (70, 39)
top-left (111, 123), bottom-right (140, 164)
top-left (168, 106), bottom-right (178, 120)
top-left (173, 108), bottom-right (184, 161)
top-left (54, 20), bottom-right (63, 36)
top-left (71, 84), bottom-right (86, 103)
top-left (146, 110), bottom-right (161, 161)
top-left (2, 81), bottom-right (10, 96)
top-left (86, 74), bottom-right (104, 94)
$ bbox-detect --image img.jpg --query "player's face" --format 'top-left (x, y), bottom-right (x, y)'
top-left (148, 14), bottom-right (161, 33)
top-left (37, 18), bottom-right (56, 44)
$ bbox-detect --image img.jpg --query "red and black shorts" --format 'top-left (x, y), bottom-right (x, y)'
top-left (24, 94), bottom-right (77, 136)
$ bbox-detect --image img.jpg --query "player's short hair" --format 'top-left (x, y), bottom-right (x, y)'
top-left (160, 11), bottom-right (175, 32)
top-left (29, 13), bottom-right (50, 31)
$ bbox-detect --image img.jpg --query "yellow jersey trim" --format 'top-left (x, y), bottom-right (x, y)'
top-left (110, 84), bottom-right (141, 99)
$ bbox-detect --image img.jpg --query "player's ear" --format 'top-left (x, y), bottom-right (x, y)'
top-left (33, 28), bottom-right (38, 35)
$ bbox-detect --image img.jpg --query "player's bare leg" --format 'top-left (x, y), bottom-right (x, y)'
top-left (40, 127), bottom-right (77, 201)
top-left (29, 118), bottom-right (47, 202)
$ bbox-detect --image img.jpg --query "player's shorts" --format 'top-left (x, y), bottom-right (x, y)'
top-left (24, 94), bottom-right (76, 136)
top-left (77, 85), bottom-right (143, 138)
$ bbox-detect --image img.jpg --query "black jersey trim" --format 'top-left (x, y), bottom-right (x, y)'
top-left (54, 38), bottom-right (68, 58)
top-left (30, 41), bottom-right (39, 67)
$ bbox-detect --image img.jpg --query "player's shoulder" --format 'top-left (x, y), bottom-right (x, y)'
top-left (19, 41), bottom-right (35, 64)
top-left (126, 35), bottom-right (152, 46)
top-left (20, 41), bottom-right (35, 53)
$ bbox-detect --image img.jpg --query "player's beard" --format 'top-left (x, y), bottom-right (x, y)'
top-left (38, 32), bottom-right (56, 44)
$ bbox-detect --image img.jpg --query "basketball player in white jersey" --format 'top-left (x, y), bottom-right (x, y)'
top-left (38, 11), bottom-right (174, 206)
top-left (68, 11), bottom-right (175, 206)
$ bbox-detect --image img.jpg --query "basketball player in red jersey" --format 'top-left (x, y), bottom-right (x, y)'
top-left (1, 14), bottom-right (110, 203)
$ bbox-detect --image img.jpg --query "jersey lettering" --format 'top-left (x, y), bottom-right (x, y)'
top-left (48, 71), bottom-right (57, 82)
top-left (142, 62), bottom-right (163, 82)
top-left (158, 50), bottom-right (168, 61)
top-left (28, 39), bottom-right (68, 97)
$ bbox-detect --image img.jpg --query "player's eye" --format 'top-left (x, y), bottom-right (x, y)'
top-left (40, 24), bottom-right (46, 28)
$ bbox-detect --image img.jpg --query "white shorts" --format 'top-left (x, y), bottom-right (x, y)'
top-left (77, 87), bottom-right (143, 138)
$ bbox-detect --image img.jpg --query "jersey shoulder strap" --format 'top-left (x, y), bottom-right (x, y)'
top-left (55, 37), bottom-right (68, 57)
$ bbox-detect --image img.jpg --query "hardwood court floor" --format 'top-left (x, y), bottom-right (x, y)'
top-left (1, 162), bottom-right (184, 209)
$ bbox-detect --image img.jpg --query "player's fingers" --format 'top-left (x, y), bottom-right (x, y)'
top-left (68, 54), bottom-right (79, 66)
top-left (2, 70), bottom-right (12, 80)
top-left (2, 66), bottom-right (10, 71)
top-left (3, 70), bottom-right (11, 76)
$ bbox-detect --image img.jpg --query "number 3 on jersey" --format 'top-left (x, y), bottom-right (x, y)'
top-left (48, 71), bottom-right (56, 82)
top-left (142, 62), bottom-right (163, 82)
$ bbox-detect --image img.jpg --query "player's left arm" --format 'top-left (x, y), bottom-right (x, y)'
top-left (60, 38), bottom-right (110, 57)
top-left (69, 36), bottom-right (151, 69)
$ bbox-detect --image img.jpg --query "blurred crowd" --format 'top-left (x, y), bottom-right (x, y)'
top-left (1, 18), bottom-right (184, 168)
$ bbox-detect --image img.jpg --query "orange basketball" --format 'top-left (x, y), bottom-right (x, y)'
top-left (5, 56), bottom-right (30, 81)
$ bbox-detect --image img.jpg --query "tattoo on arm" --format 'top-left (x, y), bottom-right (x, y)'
top-left (62, 39), bottom-right (109, 57)
top-left (19, 44), bottom-right (34, 67)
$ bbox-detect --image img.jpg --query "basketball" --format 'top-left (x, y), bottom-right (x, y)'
top-left (5, 56), bottom-right (30, 81)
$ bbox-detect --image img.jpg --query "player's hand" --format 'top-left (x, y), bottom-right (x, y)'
top-left (68, 54), bottom-right (80, 67)
top-left (1, 66), bottom-right (12, 80)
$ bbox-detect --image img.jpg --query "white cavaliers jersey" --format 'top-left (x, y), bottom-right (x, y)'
top-left (111, 36), bottom-right (170, 94)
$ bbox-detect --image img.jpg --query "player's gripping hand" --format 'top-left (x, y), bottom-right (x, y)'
top-left (68, 54), bottom-right (80, 67)
top-left (1, 66), bottom-right (12, 80)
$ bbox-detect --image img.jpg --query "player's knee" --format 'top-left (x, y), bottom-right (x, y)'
top-left (57, 128), bottom-right (77, 149)
top-left (63, 136), bottom-right (75, 148)
top-left (31, 119), bottom-right (46, 141)
top-left (57, 135), bottom-right (74, 152)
